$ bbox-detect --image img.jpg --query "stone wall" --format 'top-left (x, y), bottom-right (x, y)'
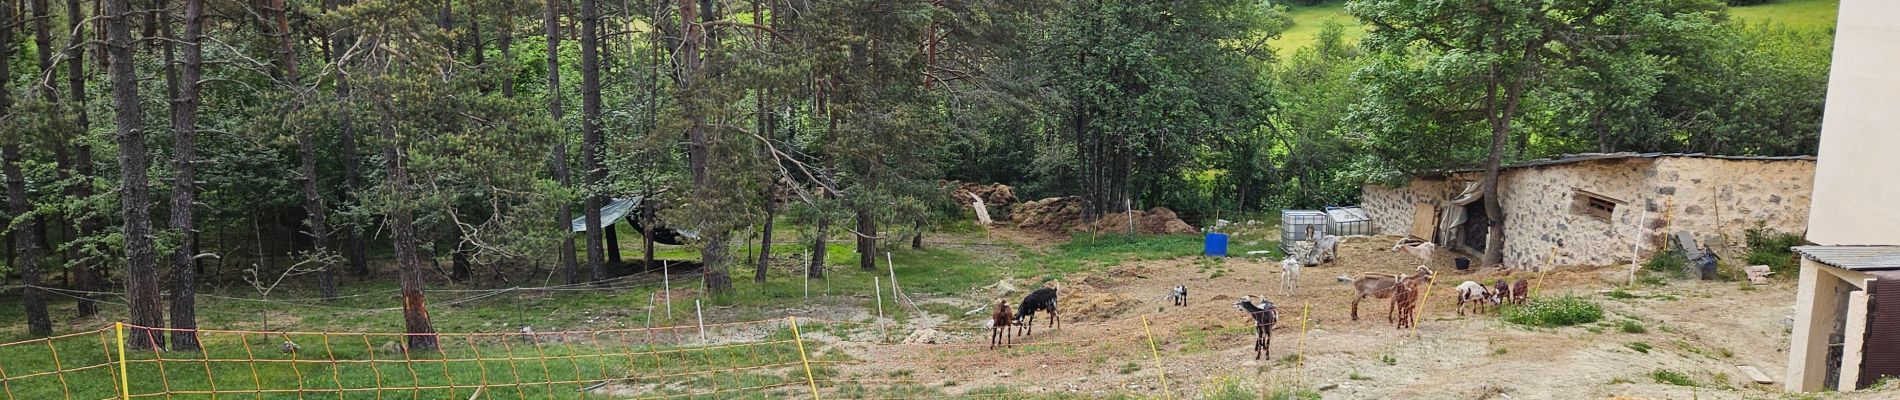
top-left (1651, 157), bottom-right (1815, 259)
top-left (1362, 179), bottom-right (1463, 236)
top-left (1359, 156), bottom-right (1815, 269)
top-left (1473, 159), bottom-right (1656, 269)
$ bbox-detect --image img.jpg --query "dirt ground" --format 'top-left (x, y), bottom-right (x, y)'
top-left (816, 233), bottom-right (1892, 399)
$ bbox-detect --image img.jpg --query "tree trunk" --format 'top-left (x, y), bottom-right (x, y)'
top-left (756, 195), bottom-right (775, 283)
top-left (545, 0), bottom-right (579, 284)
top-left (499, 9), bottom-right (514, 98)
top-left (856, 207), bottom-right (876, 271)
top-left (1478, 46), bottom-right (1539, 269)
top-left (106, 0), bottom-right (165, 349)
top-left (2, 65), bottom-right (53, 338)
top-left (911, 220), bottom-right (923, 250)
top-left (605, 223), bottom-right (622, 263)
top-left (378, 104), bottom-right (438, 352)
top-left (809, 206), bottom-right (827, 279)
top-left (325, 0), bottom-right (366, 277)
top-left (678, 0), bottom-right (732, 293)
top-left (271, 0), bottom-right (333, 305)
top-left (162, 0), bottom-right (207, 351)
top-left (579, 0), bottom-right (606, 282)
top-left (66, 0), bottom-right (100, 318)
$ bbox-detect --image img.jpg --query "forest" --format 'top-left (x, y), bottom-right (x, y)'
top-left (0, 0), bottom-right (1832, 352)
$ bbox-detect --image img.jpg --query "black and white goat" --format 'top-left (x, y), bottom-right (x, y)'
top-left (1454, 280), bottom-right (1498, 315)
top-left (1014, 287), bottom-right (1060, 336)
top-left (1234, 295), bottom-right (1279, 360)
top-left (1167, 285), bottom-right (1188, 306)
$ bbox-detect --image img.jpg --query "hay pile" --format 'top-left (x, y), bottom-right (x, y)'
top-left (947, 181), bottom-right (1018, 209)
top-left (1080, 207), bottom-right (1198, 235)
top-left (1010, 197), bottom-right (1087, 232)
top-left (1009, 197), bottom-right (1197, 235)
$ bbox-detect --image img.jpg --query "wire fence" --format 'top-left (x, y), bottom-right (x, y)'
top-left (0, 314), bottom-right (1214, 400)
top-left (0, 266), bottom-right (1565, 399)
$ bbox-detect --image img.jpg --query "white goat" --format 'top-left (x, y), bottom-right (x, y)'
top-left (1391, 239), bottom-right (1436, 267)
top-left (1454, 280), bottom-right (1498, 315)
top-left (1279, 256), bottom-right (1302, 294)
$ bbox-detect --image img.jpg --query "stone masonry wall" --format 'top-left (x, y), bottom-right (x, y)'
top-left (1362, 179), bottom-right (1463, 236)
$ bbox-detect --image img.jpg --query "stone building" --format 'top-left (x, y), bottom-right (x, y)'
top-left (1360, 153), bottom-right (1816, 269)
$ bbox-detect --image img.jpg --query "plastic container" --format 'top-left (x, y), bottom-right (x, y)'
top-left (1204, 233), bottom-right (1230, 257)
top-left (1281, 210), bottom-right (1327, 253)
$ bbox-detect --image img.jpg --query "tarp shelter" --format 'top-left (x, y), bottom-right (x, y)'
top-left (571, 197), bottom-right (642, 232)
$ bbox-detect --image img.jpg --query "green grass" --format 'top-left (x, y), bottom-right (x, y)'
top-left (0, 324), bottom-right (829, 399)
top-left (1620, 320), bottom-right (1648, 334)
top-left (1728, 0), bottom-right (1838, 32)
top-left (1626, 342), bottom-right (1654, 354)
top-left (1502, 296), bottom-right (1605, 328)
top-left (1651, 369), bottom-right (1698, 387)
top-left (1271, 2), bottom-right (1367, 52)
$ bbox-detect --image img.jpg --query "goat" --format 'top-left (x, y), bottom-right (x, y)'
top-left (1280, 257), bottom-right (1302, 294)
top-left (1493, 279), bottom-right (1513, 305)
top-left (1510, 277), bottom-right (1530, 304)
top-left (1391, 271), bottom-right (1435, 329)
top-left (1233, 295), bottom-right (1278, 360)
top-left (989, 299), bottom-right (1015, 349)
top-left (1014, 287), bottom-right (1060, 336)
top-left (1301, 226), bottom-right (1341, 264)
top-left (1455, 280), bottom-right (1498, 315)
top-left (1339, 266), bottom-right (1434, 322)
top-left (1391, 239), bottom-right (1437, 267)
top-left (1167, 285), bottom-right (1188, 306)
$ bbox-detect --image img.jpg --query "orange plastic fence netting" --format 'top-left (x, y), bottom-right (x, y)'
top-left (0, 289), bottom-right (1527, 400)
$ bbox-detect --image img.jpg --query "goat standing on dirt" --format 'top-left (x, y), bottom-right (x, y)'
top-left (1391, 238), bottom-right (1436, 267)
top-left (989, 300), bottom-right (1015, 349)
top-left (1280, 257), bottom-right (1302, 294)
top-left (1014, 287), bottom-right (1060, 336)
top-left (1455, 280), bottom-right (1498, 315)
top-left (1391, 272), bottom-right (1434, 329)
top-left (1338, 266), bottom-right (1434, 322)
top-left (1167, 285), bottom-right (1188, 306)
top-left (1233, 295), bottom-right (1279, 360)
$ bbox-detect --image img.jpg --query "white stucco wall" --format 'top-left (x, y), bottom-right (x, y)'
top-left (1806, 0), bottom-right (1900, 246)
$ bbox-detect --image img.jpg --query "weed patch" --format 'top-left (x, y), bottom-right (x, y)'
top-left (1502, 296), bottom-right (1603, 327)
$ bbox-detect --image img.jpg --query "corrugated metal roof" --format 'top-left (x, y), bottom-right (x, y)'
top-left (1793, 246), bottom-right (1900, 271)
top-left (1443, 152), bottom-right (1816, 173)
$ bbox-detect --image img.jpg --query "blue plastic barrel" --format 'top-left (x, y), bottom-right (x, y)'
top-left (1204, 233), bottom-right (1229, 257)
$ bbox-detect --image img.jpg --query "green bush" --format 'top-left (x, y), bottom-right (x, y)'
top-left (1643, 251), bottom-right (1688, 276)
top-left (1502, 296), bottom-right (1604, 327)
top-left (1620, 320), bottom-right (1647, 334)
top-left (1745, 226), bottom-right (1806, 275)
top-left (1625, 342), bottom-right (1653, 354)
top-left (1651, 369), bottom-right (1697, 387)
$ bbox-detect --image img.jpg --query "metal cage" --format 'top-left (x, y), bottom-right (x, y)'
top-left (1281, 210), bottom-right (1327, 253)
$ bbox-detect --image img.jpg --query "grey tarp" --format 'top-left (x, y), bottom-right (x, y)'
top-left (570, 197), bottom-right (642, 232)
top-left (569, 196), bottom-right (699, 240)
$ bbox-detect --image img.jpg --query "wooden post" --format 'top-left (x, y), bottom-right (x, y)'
top-left (874, 276), bottom-right (886, 342)
top-left (1628, 204), bottom-right (1648, 287)
top-left (803, 250), bottom-right (810, 298)
top-left (694, 299), bottom-right (706, 342)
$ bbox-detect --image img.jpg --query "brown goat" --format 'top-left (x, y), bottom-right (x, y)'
top-left (1391, 272), bottom-right (1435, 329)
top-left (989, 300), bottom-right (1015, 349)
top-left (1339, 266), bottom-right (1435, 322)
top-left (1511, 277), bottom-right (1530, 304)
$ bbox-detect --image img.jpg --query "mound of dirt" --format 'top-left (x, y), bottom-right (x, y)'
top-left (1009, 197), bottom-right (1198, 235)
top-left (1011, 197), bottom-right (1087, 232)
top-left (1079, 207), bottom-right (1198, 235)
top-left (946, 181), bottom-right (1018, 209)
top-left (1057, 282), bottom-right (1138, 322)
top-left (903, 328), bottom-right (948, 344)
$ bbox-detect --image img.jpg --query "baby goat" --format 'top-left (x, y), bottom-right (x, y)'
top-left (1454, 280), bottom-right (1498, 315)
top-left (989, 299), bottom-right (1015, 349)
top-left (1391, 238), bottom-right (1437, 267)
top-left (1233, 295), bottom-right (1279, 360)
top-left (1280, 256), bottom-right (1303, 294)
top-left (1014, 287), bottom-right (1060, 336)
top-left (1167, 285), bottom-right (1189, 306)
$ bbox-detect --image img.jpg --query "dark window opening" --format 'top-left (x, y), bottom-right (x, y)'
top-left (1572, 190), bottom-right (1621, 221)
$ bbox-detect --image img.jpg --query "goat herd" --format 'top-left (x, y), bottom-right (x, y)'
top-left (986, 237), bottom-right (1539, 362)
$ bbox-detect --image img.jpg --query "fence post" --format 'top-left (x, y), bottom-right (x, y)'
top-left (1297, 304), bottom-right (1310, 385)
top-left (789, 317), bottom-right (821, 400)
top-left (1140, 315), bottom-right (1173, 399)
top-left (115, 322), bottom-right (130, 400)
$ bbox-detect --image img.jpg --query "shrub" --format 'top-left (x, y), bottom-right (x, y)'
top-left (1651, 369), bottom-right (1697, 386)
top-left (1620, 320), bottom-right (1647, 334)
top-left (1502, 296), bottom-right (1604, 327)
top-left (1625, 342), bottom-right (1653, 354)
top-left (1643, 251), bottom-right (1688, 277)
top-left (1745, 226), bottom-right (1807, 275)
top-left (1378, 354), bottom-right (1397, 365)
